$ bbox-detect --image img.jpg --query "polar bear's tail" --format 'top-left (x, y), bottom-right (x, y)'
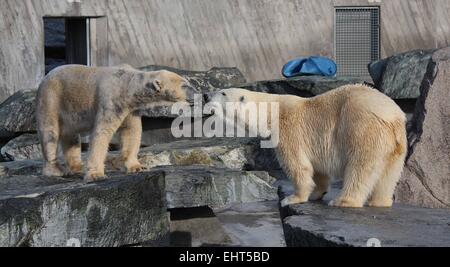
top-left (391, 119), bottom-right (408, 159)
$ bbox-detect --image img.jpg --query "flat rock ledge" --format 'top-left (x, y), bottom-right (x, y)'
top-left (0, 172), bottom-right (169, 247)
top-left (0, 138), bottom-right (280, 175)
top-left (0, 166), bottom-right (277, 246)
top-left (278, 181), bottom-right (450, 247)
top-left (157, 165), bottom-right (278, 210)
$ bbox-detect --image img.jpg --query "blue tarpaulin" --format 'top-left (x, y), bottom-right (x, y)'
top-left (282, 56), bottom-right (337, 78)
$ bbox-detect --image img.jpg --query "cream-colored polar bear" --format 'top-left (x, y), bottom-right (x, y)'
top-left (206, 85), bottom-right (407, 208)
top-left (37, 64), bottom-right (195, 182)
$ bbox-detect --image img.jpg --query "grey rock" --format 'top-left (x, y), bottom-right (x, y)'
top-left (139, 65), bottom-right (247, 92)
top-left (0, 172), bottom-right (169, 247)
top-left (279, 181), bottom-right (450, 247)
top-left (395, 47), bottom-right (450, 209)
top-left (0, 161), bottom-right (278, 211)
top-left (368, 49), bottom-right (436, 99)
top-left (157, 165), bottom-right (278, 210)
top-left (240, 76), bottom-right (366, 97)
top-left (0, 90), bottom-right (36, 140)
top-left (0, 160), bottom-right (42, 176)
top-left (1, 134), bottom-right (41, 161)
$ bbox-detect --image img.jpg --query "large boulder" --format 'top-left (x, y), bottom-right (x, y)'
top-left (279, 181), bottom-right (450, 247)
top-left (0, 90), bottom-right (36, 141)
top-left (395, 47), bottom-right (450, 209)
top-left (1, 134), bottom-right (41, 161)
top-left (240, 76), bottom-right (366, 97)
top-left (0, 172), bottom-right (169, 247)
top-left (368, 49), bottom-right (436, 99)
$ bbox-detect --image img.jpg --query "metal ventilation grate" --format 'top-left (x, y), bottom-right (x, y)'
top-left (335, 7), bottom-right (380, 77)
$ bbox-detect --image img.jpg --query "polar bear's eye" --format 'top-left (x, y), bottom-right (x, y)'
top-left (222, 92), bottom-right (226, 96)
top-left (240, 96), bottom-right (245, 102)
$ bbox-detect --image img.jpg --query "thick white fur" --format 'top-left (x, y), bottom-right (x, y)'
top-left (209, 85), bottom-right (407, 208)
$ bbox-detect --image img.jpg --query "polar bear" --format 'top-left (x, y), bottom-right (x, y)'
top-left (205, 85), bottom-right (407, 208)
top-left (36, 64), bottom-right (196, 182)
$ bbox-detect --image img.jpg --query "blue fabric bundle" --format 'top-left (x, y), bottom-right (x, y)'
top-left (282, 56), bottom-right (337, 78)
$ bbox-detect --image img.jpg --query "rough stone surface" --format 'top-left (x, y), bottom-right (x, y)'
top-left (1, 134), bottom-right (41, 161)
top-left (240, 75), bottom-right (366, 97)
top-left (279, 181), bottom-right (450, 247)
top-left (139, 65), bottom-right (247, 93)
top-left (0, 90), bottom-right (36, 140)
top-left (156, 165), bottom-right (278, 210)
top-left (0, 160), bottom-right (278, 211)
top-left (395, 47), bottom-right (450, 209)
top-left (369, 49), bottom-right (436, 99)
top-left (0, 160), bottom-right (42, 177)
top-left (0, 138), bottom-right (281, 176)
top-left (108, 138), bottom-right (280, 172)
top-left (0, 172), bottom-right (169, 247)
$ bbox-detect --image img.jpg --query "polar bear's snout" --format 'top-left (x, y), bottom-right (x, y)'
top-left (183, 83), bottom-right (198, 105)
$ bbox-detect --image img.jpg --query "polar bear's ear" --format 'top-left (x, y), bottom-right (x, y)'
top-left (152, 79), bottom-right (163, 92)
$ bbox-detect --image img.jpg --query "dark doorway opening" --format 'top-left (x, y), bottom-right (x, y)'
top-left (44, 18), bottom-right (90, 74)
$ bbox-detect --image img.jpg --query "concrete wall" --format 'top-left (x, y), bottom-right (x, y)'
top-left (0, 0), bottom-right (449, 102)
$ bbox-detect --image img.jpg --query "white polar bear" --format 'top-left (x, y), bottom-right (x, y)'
top-left (206, 85), bottom-right (407, 208)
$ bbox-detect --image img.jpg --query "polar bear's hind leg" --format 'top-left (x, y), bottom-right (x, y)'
top-left (61, 134), bottom-right (83, 175)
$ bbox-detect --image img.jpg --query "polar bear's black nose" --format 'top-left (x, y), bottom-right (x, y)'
top-left (203, 93), bottom-right (211, 103)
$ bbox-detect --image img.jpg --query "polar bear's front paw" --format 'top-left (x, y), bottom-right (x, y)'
top-left (126, 163), bottom-right (143, 174)
top-left (84, 171), bottom-right (107, 183)
top-left (43, 163), bottom-right (66, 177)
top-left (281, 195), bottom-right (308, 207)
top-left (68, 163), bottom-right (84, 175)
top-left (328, 198), bottom-right (363, 208)
top-left (309, 190), bottom-right (328, 201)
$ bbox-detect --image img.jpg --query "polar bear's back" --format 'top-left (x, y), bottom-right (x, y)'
top-left (319, 84), bottom-right (406, 123)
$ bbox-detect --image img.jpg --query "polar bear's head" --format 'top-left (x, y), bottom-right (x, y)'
top-left (204, 88), bottom-right (279, 140)
top-left (138, 70), bottom-right (197, 105)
